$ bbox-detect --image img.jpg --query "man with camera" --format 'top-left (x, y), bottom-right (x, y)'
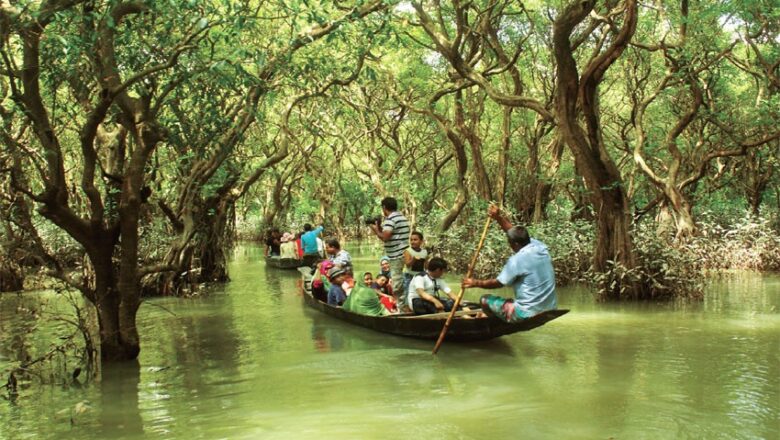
top-left (368, 197), bottom-right (410, 309)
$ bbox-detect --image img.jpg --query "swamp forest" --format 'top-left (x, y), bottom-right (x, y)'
top-left (0, 0), bottom-right (778, 438)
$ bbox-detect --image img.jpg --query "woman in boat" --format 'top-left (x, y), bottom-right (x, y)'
top-left (370, 274), bottom-right (397, 313)
top-left (378, 257), bottom-right (391, 279)
top-left (370, 274), bottom-right (391, 296)
top-left (342, 283), bottom-right (391, 316)
top-left (279, 232), bottom-right (299, 259)
top-left (311, 260), bottom-right (334, 303)
top-left (362, 272), bottom-right (374, 287)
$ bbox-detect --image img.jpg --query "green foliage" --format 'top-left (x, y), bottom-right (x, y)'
top-left (424, 203), bottom-right (706, 301)
top-left (3, 0), bottom-right (779, 308)
top-left (689, 213), bottom-right (780, 271)
top-left (587, 224), bottom-right (706, 301)
top-left (1, 288), bottom-right (97, 389)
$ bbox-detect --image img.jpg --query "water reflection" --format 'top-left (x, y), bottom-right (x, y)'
top-left (133, 289), bottom-right (244, 437)
top-left (101, 362), bottom-right (143, 438)
top-left (1, 246), bottom-right (778, 440)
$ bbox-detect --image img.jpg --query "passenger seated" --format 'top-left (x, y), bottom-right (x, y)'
top-left (342, 284), bottom-right (390, 316)
top-left (362, 272), bottom-right (374, 287)
top-left (369, 274), bottom-right (396, 312)
top-left (370, 274), bottom-right (392, 296)
top-left (279, 232), bottom-right (299, 259)
top-left (311, 260), bottom-right (334, 303)
top-left (326, 267), bottom-right (349, 306)
top-left (407, 257), bottom-right (458, 315)
top-left (379, 256), bottom-right (391, 279)
top-left (264, 228), bottom-right (281, 257)
top-left (325, 238), bottom-right (352, 273)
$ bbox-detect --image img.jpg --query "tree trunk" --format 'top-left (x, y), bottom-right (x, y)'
top-left (666, 187), bottom-right (696, 239)
top-left (532, 182), bottom-right (553, 224)
top-left (553, 0), bottom-right (641, 298)
top-left (431, 97), bottom-right (471, 232)
top-left (455, 90), bottom-right (492, 200)
top-left (570, 179), bottom-right (595, 222)
top-left (655, 203), bottom-right (676, 239)
top-left (742, 149), bottom-right (773, 217)
top-left (0, 255), bottom-right (24, 292)
top-left (495, 106), bottom-right (512, 206)
top-left (88, 248), bottom-right (140, 362)
top-left (439, 186), bottom-right (468, 232)
top-left (197, 199), bottom-right (233, 283)
top-left (513, 131), bottom-right (538, 221)
top-left (532, 136), bottom-right (565, 223)
top-left (96, 291), bottom-right (140, 362)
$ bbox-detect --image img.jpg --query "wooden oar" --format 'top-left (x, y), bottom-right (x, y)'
top-left (432, 212), bottom-right (493, 354)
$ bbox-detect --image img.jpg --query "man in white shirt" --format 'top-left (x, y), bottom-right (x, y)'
top-left (407, 257), bottom-right (457, 315)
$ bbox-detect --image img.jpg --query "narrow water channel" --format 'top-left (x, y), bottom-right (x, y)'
top-left (1, 244), bottom-right (778, 439)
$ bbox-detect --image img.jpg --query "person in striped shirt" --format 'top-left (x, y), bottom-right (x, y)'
top-left (369, 197), bottom-right (410, 308)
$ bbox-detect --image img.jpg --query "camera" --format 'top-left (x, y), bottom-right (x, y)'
top-left (364, 216), bottom-right (382, 226)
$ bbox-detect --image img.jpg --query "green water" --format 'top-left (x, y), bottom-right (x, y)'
top-left (1, 244), bottom-right (778, 439)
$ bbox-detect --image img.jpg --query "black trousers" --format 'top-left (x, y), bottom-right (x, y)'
top-left (411, 298), bottom-right (455, 315)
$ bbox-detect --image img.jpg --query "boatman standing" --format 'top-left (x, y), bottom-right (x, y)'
top-left (300, 223), bottom-right (324, 267)
top-left (462, 205), bottom-right (557, 322)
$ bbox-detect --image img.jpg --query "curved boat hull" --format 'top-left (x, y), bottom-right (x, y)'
top-left (302, 284), bottom-right (568, 342)
top-left (265, 256), bottom-right (306, 269)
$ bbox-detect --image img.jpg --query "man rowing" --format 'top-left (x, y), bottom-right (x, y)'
top-left (462, 205), bottom-right (557, 322)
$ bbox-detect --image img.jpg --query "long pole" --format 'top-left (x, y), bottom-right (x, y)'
top-left (432, 213), bottom-right (493, 354)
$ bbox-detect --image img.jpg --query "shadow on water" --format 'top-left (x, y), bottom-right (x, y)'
top-left (100, 361), bottom-right (143, 438)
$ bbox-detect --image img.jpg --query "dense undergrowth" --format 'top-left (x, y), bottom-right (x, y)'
top-left (9, 206), bottom-right (780, 301)
top-left (426, 209), bottom-right (780, 301)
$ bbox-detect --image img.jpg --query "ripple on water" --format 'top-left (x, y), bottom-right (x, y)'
top-left (2, 252), bottom-right (779, 439)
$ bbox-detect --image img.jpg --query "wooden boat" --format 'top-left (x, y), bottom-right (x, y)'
top-left (300, 276), bottom-right (568, 342)
top-left (264, 255), bottom-right (306, 269)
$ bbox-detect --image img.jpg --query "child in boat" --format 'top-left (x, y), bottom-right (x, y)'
top-left (371, 274), bottom-right (392, 295)
top-left (402, 231), bottom-right (428, 295)
top-left (370, 274), bottom-right (397, 313)
top-left (326, 267), bottom-right (349, 306)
